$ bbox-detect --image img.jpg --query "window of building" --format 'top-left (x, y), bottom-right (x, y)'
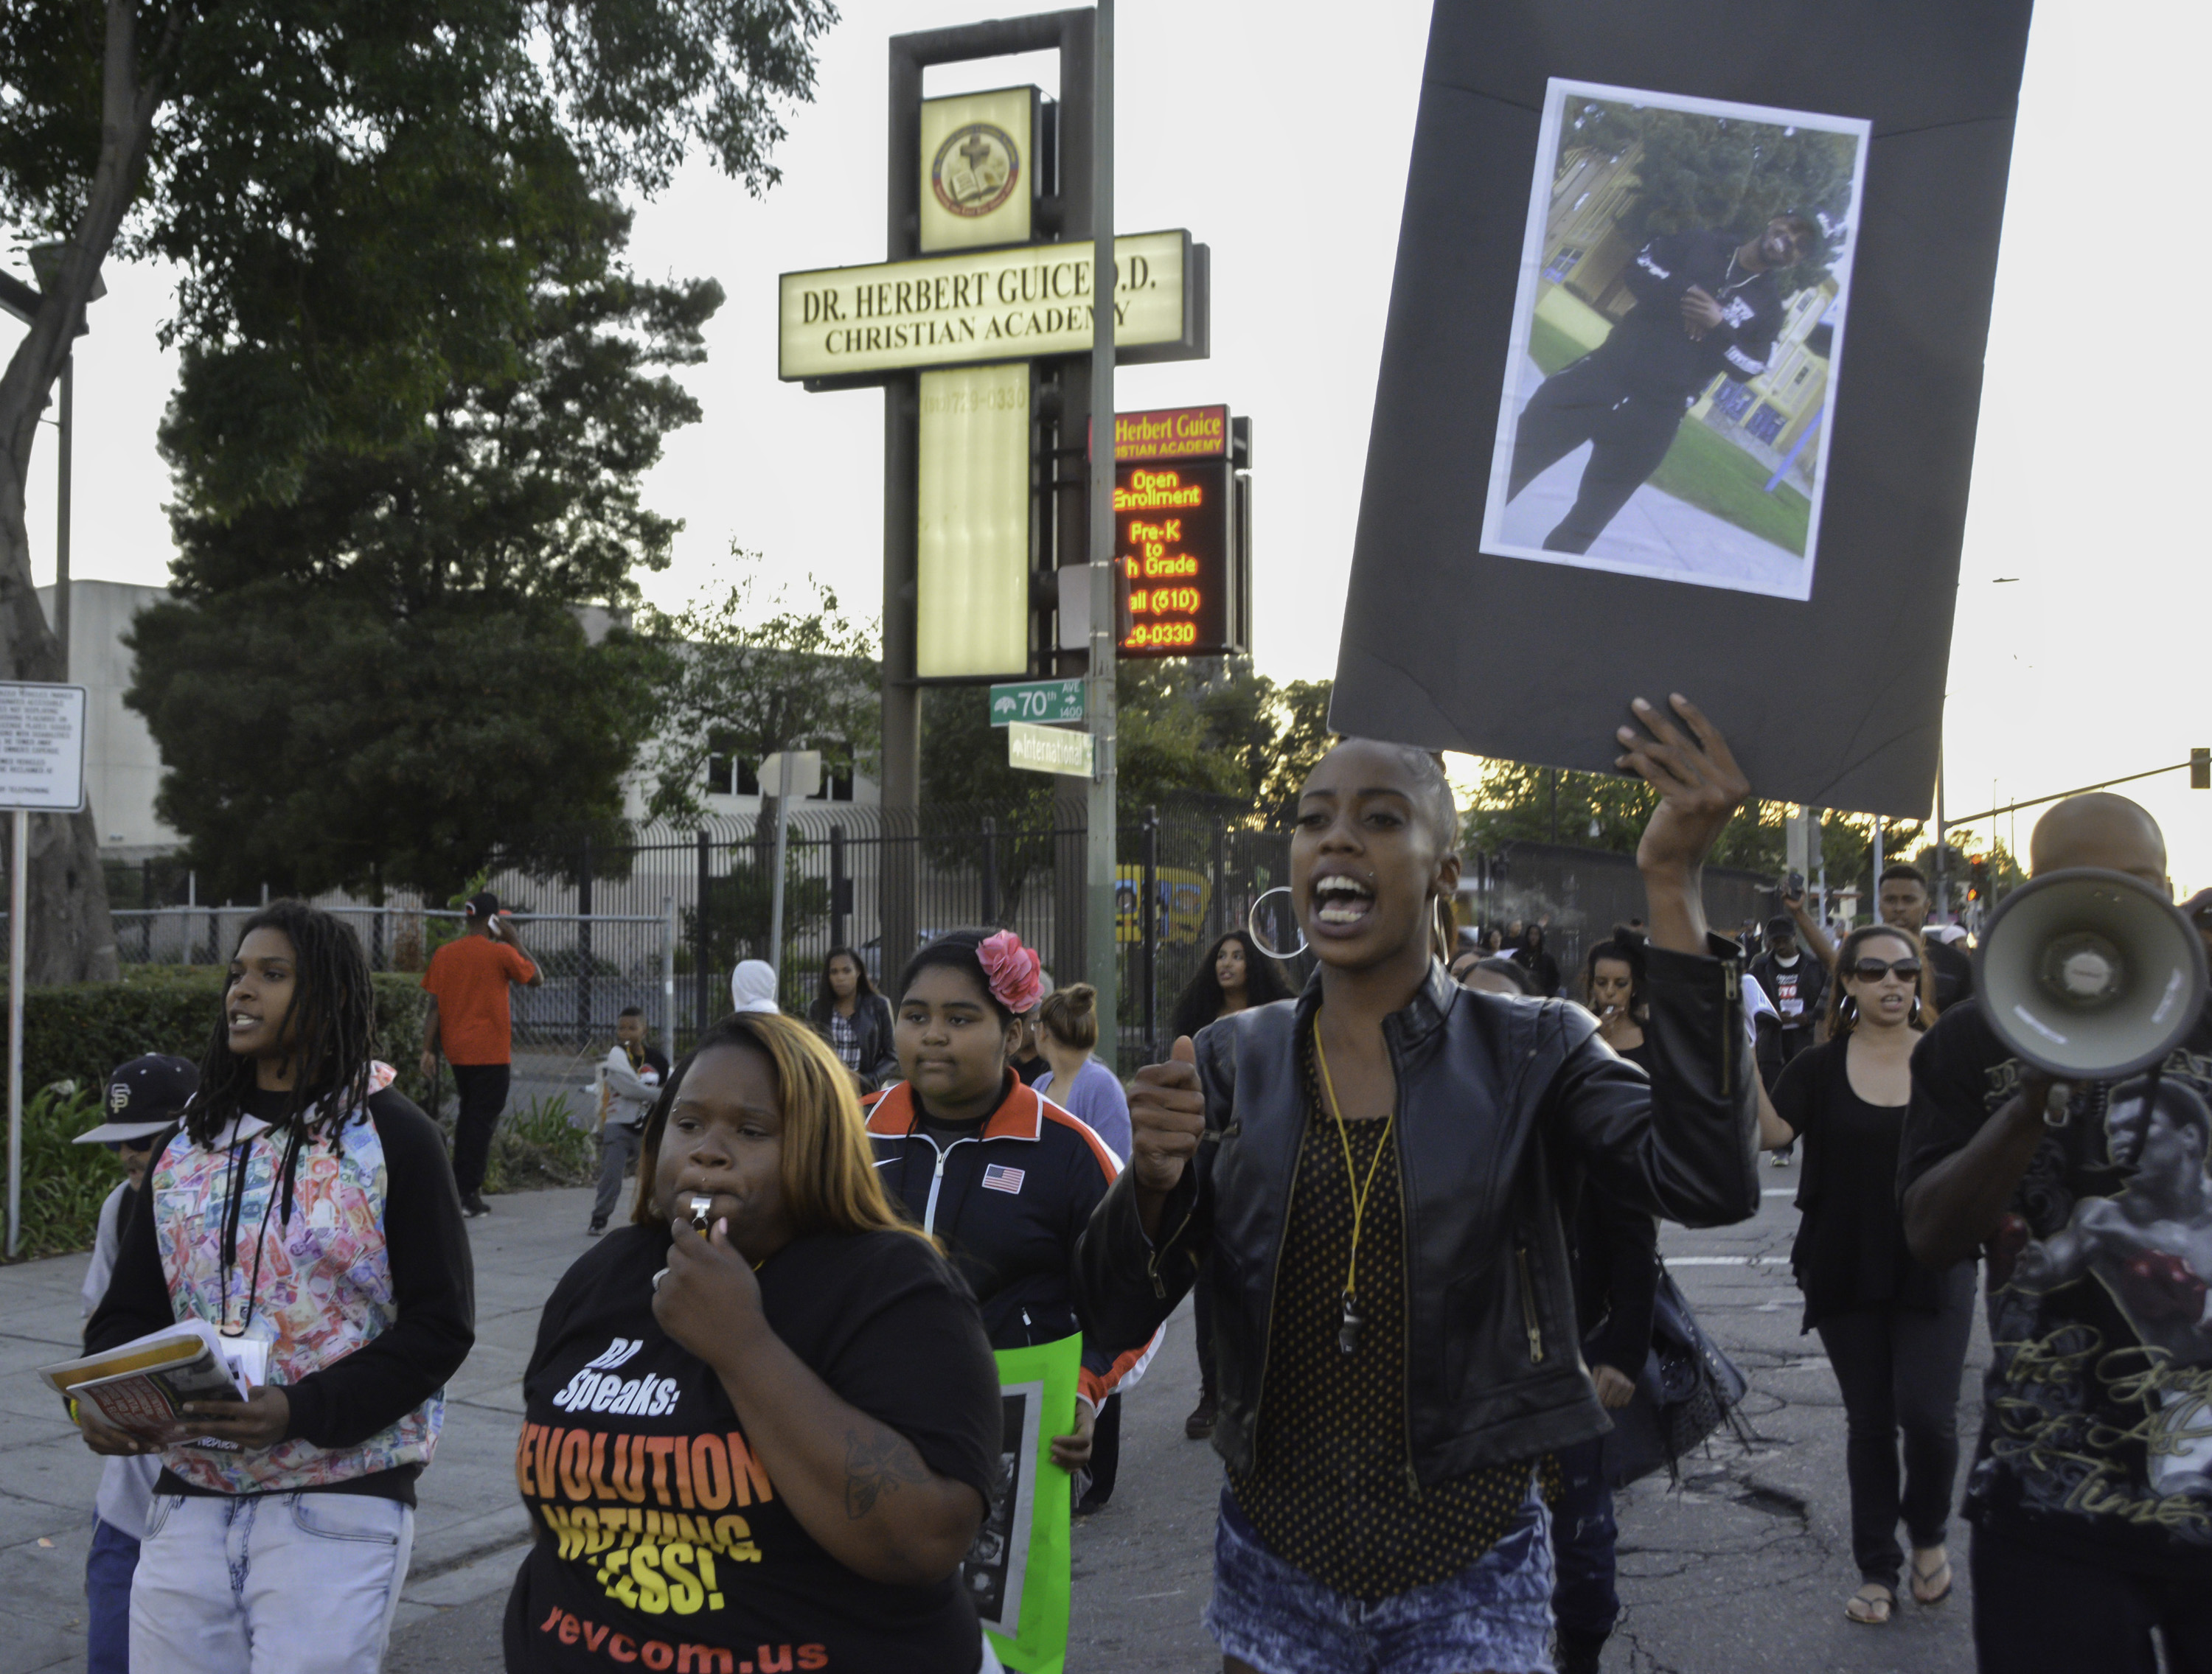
top-left (703, 745), bottom-right (851, 801)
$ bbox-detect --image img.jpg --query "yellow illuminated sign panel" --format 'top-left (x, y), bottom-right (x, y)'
top-left (917, 363), bottom-right (1032, 679)
top-left (919, 87), bottom-right (1035, 254)
top-left (779, 231), bottom-right (1190, 380)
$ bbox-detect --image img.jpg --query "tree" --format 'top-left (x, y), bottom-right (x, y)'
top-left (161, 201), bottom-right (721, 613)
top-left (636, 556), bottom-right (880, 827)
top-left (914, 663), bottom-right (1335, 925)
top-left (127, 585), bottom-right (649, 901)
top-left (1562, 99), bottom-right (1857, 290)
top-left (919, 660), bottom-right (1334, 821)
top-left (128, 187), bottom-right (714, 899)
top-left (0, 0), bottom-right (832, 977)
top-left (1461, 759), bottom-right (1923, 915)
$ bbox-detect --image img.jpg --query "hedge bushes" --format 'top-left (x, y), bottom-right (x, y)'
top-left (483, 1094), bottom-right (598, 1194)
top-left (15, 1083), bottom-right (125, 1261)
top-left (23, 966), bottom-right (433, 1110)
top-left (6, 970), bottom-right (605, 1260)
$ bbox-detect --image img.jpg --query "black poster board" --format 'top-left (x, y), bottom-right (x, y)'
top-left (1332, 0), bottom-right (2034, 817)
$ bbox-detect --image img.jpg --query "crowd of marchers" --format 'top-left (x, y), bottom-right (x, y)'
top-left (60, 698), bottom-right (2212, 1674)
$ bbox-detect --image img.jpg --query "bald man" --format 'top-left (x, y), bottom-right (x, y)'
top-left (1899, 794), bottom-right (2212, 1673)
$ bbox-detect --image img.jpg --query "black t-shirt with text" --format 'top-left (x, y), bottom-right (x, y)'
top-left (503, 1224), bottom-right (1004, 1673)
top-left (1900, 1001), bottom-right (2212, 1578)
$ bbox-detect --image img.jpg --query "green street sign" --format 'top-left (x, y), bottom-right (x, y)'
top-left (989, 678), bottom-right (1085, 728)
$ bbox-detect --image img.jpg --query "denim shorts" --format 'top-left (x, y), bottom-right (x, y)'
top-left (1203, 1474), bottom-right (1555, 1674)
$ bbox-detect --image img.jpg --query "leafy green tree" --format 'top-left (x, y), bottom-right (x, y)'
top-left (127, 585), bottom-right (648, 900)
top-left (163, 203), bottom-right (721, 610)
top-left (1461, 760), bottom-right (1921, 912)
top-left (0, 0), bottom-right (832, 977)
top-left (1561, 99), bottom-right (1856, 289)
top-left (129, 191), bottom-right (712, 898)
top-left (637, 556), bottom-right (880, 826)
top-left (915, 663), bottom-right (1335, 924)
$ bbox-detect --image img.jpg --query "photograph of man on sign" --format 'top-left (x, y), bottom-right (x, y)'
top-left (1482, 80), bottom-right (1868, 599)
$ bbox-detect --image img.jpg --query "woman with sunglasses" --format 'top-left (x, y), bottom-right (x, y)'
top-left (1759, 924), bottom-right (1975, 1627)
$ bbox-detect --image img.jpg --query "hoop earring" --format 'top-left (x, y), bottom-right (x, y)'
top-left (1248, 886), bottom-right (1309, 961)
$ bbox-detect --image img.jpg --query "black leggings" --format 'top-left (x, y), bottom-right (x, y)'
top-left (1506, 355), bottom-right (1684, 554)
top-left (1813, 1262), bottom-right (1977, 1588)
top-left (1972, 1522), bottom-right (2212, 1673)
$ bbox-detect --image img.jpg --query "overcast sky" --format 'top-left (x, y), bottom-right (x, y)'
top-left (11, 0), bottom-right (2211, 889)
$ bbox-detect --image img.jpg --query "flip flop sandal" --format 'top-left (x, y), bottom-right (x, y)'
top-left (1846, 1584), bottom-right (1894, 1625)
top-left (1910, 1552), bottom-right (1954, 1605)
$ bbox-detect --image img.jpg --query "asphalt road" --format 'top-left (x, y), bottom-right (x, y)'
top-left (385, 1168), bottom-right (1989, 1674)
top-left (0, 1169), bottom-right (1988, 1673)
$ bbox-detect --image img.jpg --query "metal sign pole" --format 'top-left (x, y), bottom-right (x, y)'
top-left (9, 807), bottom-right (26, 1258)
top-left (661, 895), bottom-right (678, 1051)
top-left (1085, 0), bottom-right (1120, 1067)
top-left (768, 751), bottom-right (793, 986)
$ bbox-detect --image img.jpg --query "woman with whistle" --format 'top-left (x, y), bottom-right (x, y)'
top-left (504, 1011), bottom-right (1005, 1673)
top-left (1075, 697), bottom-right (1762, 1674)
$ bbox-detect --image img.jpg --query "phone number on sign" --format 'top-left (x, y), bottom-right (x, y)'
top-left (1124, 621), bottom-right (1197, 650)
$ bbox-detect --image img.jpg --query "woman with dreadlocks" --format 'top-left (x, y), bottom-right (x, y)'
top-left (80, 900), bottom-right (475, 1673)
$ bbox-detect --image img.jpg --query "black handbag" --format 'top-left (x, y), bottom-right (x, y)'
top-left (1599, 1260), bottom-right (1750, 1489)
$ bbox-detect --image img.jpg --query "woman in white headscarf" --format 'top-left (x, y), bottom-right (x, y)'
top-left (730, 959), bottom-right (782, 1016)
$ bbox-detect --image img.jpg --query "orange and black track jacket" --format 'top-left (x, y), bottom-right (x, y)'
top-left (866, 1072), bottom-right (1150, 1408)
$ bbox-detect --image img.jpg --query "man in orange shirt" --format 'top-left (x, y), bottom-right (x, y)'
top-left (420, 891), bottom-right (541, 1216)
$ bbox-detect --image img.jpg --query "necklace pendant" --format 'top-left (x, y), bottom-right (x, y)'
top-left (1338, 1292), bottom-right (1362, 1356)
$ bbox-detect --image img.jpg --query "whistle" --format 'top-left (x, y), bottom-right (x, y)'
top-left (688, 1194), bottom-right (714, 1232)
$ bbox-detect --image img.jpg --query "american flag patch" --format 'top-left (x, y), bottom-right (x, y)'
top-left (981, 1163), bottom-right (1026, 1195)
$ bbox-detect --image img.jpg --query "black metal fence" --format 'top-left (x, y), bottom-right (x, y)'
top-left (1462, 840), bottom-right (1776, 991)
top-left (481, 796), bottom-right (1301, 1067)
top-left (73, 812), bottom-right (1779, 1069)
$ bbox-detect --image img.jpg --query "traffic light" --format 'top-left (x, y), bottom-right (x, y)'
top-left (1967, 855), bottom-right (1990, 903)
top-left (2194, 747), bottom-right (2209, 790)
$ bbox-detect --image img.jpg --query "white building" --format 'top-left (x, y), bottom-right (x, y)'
top-left (35, 579), bottom-right (177, 859)
top-left (38, 581), bottom-right (877, 859)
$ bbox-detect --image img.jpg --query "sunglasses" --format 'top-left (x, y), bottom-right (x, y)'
top-left (1848, 958), bottom-right (1921, 984)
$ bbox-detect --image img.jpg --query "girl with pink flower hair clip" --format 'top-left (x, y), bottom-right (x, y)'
top-left (866, 928), bottom-right (1157, 1517)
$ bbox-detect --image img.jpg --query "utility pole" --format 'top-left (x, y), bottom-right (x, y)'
top-left (1933, 753), bottom-right (1948, 924)
top-left (55, 354), bottom-right (70, 679)
top-left (1084, 0), bottom-right (1119, 1064)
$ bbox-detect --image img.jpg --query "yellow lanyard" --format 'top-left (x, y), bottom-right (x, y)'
top-left (1313, 1028), bottom-right (1394, 1355)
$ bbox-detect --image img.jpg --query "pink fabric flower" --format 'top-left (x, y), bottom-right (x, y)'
top-left (978, 930), bottom-right (1044, 1016)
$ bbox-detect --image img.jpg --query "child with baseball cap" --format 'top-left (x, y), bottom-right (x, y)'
top-left (73, 1053), bottom-right (198, 1674)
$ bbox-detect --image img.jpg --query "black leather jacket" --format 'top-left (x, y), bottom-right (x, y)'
top-left (1074, 941), bottom-right (1758, 1482)
top-left (807, 991), bottom-right (900, 1090)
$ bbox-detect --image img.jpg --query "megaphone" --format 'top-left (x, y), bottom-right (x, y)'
top-left (1974, 868), bottom-right (2210, 1080)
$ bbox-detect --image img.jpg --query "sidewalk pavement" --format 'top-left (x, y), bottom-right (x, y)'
top-left (0, 1183), bottom-right (603, 1674)
top-left (3, 1170), bottom-right (1989, 1673)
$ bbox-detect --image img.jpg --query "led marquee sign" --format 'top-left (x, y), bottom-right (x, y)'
top-left (779, 230), bottom-right (1194, 381)
top-left (1116, 458), bottom-right (1239, 658)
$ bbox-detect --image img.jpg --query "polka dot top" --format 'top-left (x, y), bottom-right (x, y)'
top-left (1224, 1042), bottom-right (1534, 1602)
